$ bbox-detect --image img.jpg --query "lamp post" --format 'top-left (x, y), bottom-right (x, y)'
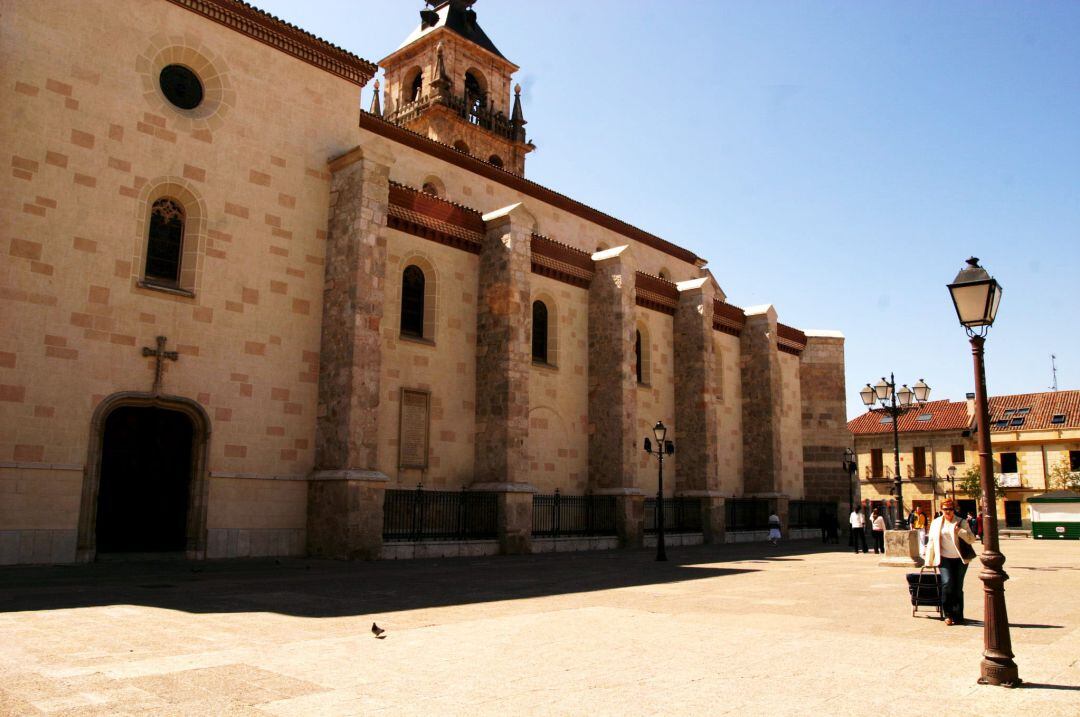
top-left (843, 448), bottom-right (857, 547)
top-left (947, 465), bottom-right (957, 502)
top-left (643, 421), bottom-right (673, 562)
top-left (947, 256), bottom-right (1019, 687)
top-left (859, 375), bottom-right (931, 528)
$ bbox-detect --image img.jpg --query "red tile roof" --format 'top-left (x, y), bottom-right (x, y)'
top-left (847, 400), bottom-right (972, 436)
top-left (987, 390), bottom-right (1080, 432)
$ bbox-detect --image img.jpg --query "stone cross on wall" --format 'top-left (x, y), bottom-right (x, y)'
top-left (142, 335), bottom-right (178, 394)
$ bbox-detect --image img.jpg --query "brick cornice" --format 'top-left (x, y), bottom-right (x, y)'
top-left (166, 0), bottom-right (377, 85)
top-left (635, 272), bottom-right (678, 315)
top-left (357, 111), bottom-right (703, 266)
top-left (386, 182), bottom-right (483, 253)
top-left (777, 323), bottom-right (807, 356)
top-left (712, 299), bottom-right (745, 337)
top-left (531, 235), bottom-right (594, 288)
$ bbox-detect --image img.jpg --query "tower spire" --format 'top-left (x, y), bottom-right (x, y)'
top-left (431, 41), bottom-right (451, 99)
top-left (511, 83), bottom-right (526, 142)
top-left (369, 79), bottom-right (382, 117)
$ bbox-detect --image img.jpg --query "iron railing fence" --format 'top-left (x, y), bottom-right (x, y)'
top-left (788, 500), bottom-right (838, 529)
top-left (725, 498), bottom-right (772, 532)
top-left (644, 497), bottom-right (703, 534)
top-left (383, 485), bottom-right (498, 542)
top-left (532, 491), bottom-right (617, 538)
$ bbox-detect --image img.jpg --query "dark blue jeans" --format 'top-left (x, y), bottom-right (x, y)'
top-left (939, 557), bottom-right (968, 621)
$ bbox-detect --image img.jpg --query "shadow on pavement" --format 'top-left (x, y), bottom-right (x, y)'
top-left (0, 542), bottom-right (842, 618)
top-left (1021, 683), bottom-right (1080, 692)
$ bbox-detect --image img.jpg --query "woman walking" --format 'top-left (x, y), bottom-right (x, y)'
top-left (923, 498), bottom-right (978, 625)
top-left (870, 509), bottom-right (886, 554)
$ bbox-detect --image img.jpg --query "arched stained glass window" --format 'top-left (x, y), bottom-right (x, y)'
top-left (532, 300), bottom-right (549, 363)
top-left (400, 265), bottom-right (426, 337)
top-left (145, 198), bottom-right (185, 286)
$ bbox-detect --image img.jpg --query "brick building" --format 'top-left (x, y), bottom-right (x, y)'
top-left (0, 0), bottom-right (848, 564)
top-left (848, 389), bottom-right (1080, 530)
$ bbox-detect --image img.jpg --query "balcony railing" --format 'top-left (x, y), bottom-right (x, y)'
top-left (387, 91), bottom-right (520, 142)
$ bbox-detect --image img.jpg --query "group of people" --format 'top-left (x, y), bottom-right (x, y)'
top-left (849, 500), bottom-right (978, 626)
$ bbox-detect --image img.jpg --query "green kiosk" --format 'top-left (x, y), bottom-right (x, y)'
top-left (1027, 491), bottom-right (1080, 540)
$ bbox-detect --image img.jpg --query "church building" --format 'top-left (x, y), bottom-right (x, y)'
top-left (0, 0), bottom-right (850, 564)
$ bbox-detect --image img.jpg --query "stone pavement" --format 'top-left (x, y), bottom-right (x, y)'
top-left (0, 539), bottom-right (1077, 716)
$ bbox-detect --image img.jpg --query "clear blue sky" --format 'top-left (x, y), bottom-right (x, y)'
top-left (256, 0), bottom-right (1080, 420)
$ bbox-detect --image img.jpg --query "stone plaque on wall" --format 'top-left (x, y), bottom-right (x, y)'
top-left (399, 388), bottom-right (430, 469)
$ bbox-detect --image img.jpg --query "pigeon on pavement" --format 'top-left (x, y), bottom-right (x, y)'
top-left (371, 622), bottom-right (386, 639)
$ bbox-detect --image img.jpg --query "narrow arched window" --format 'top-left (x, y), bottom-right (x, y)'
top-left (465, 71), bottom-right (486, 116)
top-left (410, 70), bottom-right (424, 102)
top-left (635, 330), bottom-right (643, 383)
top-left (488, 155), bottom-right (504, 168)
top-left (145, 197), bottom-right (185, 286)
top-left (532, 300), bottom-right (549, 363)
top-left (453, 140), bottom-right (470, 154)
top-left (400, 265), bottom-right (425, 338)
top-left (422, 182), bottom-right (440, 197)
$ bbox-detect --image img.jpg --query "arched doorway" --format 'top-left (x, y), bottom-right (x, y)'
top-left (78, 393), bottom-right (210, 561)
top-left (97, 407), bottom-right (193, 553)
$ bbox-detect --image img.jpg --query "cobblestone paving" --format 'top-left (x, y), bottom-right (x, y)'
top-left (1, 539), bottom-right (1077, 715)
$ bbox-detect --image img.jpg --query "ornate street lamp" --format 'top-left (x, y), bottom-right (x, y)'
top-left (860, 374), bottom-right (931, 528)
top-left (947, 257), bottom-right (1019, 687)
top-left (643, 421), bottom-right (674, 562)
top-left (947, 465), bottom-right (957, 502)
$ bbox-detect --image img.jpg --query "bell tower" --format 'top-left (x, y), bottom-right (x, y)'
top-left (377, 0), bottom-right (534, 176)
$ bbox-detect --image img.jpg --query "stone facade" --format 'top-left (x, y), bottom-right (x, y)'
top-left (0, 0), bottom-right (849, 565)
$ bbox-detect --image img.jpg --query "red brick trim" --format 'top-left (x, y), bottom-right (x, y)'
top-left (712, 299), bottom-right (745, 337)
top-left (165, 0), bottom-right (377, 86)
top-left (635, 272), bottom-right (678, 315)
top-left (358, 111), bottom-right (703, 266)
top-left (531, 235), bottom-right (593, 288)
top-left (777, 323), bottom-right (807, 355)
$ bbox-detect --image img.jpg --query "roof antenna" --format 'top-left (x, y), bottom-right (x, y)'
top-left (1050, 354), bottom-right (1058, 391)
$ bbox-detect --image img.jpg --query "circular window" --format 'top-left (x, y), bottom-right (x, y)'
top-left (159, 65), bottom-right (203, 110)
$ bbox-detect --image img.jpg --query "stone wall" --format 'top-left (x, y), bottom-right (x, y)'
top-left (799, 333), bottom-right (850, 505)
top-left (740, 306), bottom-right (782, 494)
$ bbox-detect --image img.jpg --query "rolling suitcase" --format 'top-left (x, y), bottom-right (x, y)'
top-left (907, 566), bottom-right (942, 619)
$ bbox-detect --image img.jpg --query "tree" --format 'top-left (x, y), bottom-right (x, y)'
top-left (1047, 458), bottom-right (1080, 491)
top-left (958, 464), bottom-right (1004, 504)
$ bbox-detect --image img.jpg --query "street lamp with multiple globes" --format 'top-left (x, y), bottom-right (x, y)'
top-left (947, 256), bottom-right (1020, 687)
top-left (859, 375), bottom-right (931, 528)
top-left (643, 420), bottom-right (674, 562)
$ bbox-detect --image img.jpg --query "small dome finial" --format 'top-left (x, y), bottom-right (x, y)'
top-left (514, 83), bottom-right (521, 95)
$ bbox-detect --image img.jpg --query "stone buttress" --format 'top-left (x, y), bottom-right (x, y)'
top-left (673, 278), bottom-right (725, 542)
top-left (472, 203), bottom-right (536, 554)
top-left (799, 332), bottom-right (850, 508)
top-left (308, 146), bottom-right (394, 560)
top-left (587, 246), bottom-right (643, 546)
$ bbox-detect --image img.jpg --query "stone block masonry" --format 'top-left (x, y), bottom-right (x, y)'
top-left (740, 306), bottom-right (783, 495)
top-left (799, 332), bottom-right (850, 505)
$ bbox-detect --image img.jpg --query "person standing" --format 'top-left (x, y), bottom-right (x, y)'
top-left (870, 509), bottom-right (886, 554)
top-left (924, 498), bottom-right (977, 626)
top-left (849, 505), bottom-right (867, 554)
top-left (768, 511), bottom-right (782, 546)
top-left (912, 506), bottom-right (927, 557)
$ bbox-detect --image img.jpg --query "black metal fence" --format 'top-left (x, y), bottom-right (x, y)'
top-left (383, 485), bottom-right (498, 542)
top-left (788, 500), bottom-right (837, 529)
top-left (644, 497), bottom-right (703, 534)
top-left (532, 491), bottom-right (617, 538)
top-left (725, 498), bottom-right (771, 532)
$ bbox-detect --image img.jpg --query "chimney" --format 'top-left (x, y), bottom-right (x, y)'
top-left (965, 393), bottom-right (975, 419)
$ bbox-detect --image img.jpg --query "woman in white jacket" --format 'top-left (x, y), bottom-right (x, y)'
top-left (923, 498), bottom-right (977, 625)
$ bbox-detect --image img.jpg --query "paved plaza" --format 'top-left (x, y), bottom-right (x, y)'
top-left (0, 539), bottom-right (1077, 716)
